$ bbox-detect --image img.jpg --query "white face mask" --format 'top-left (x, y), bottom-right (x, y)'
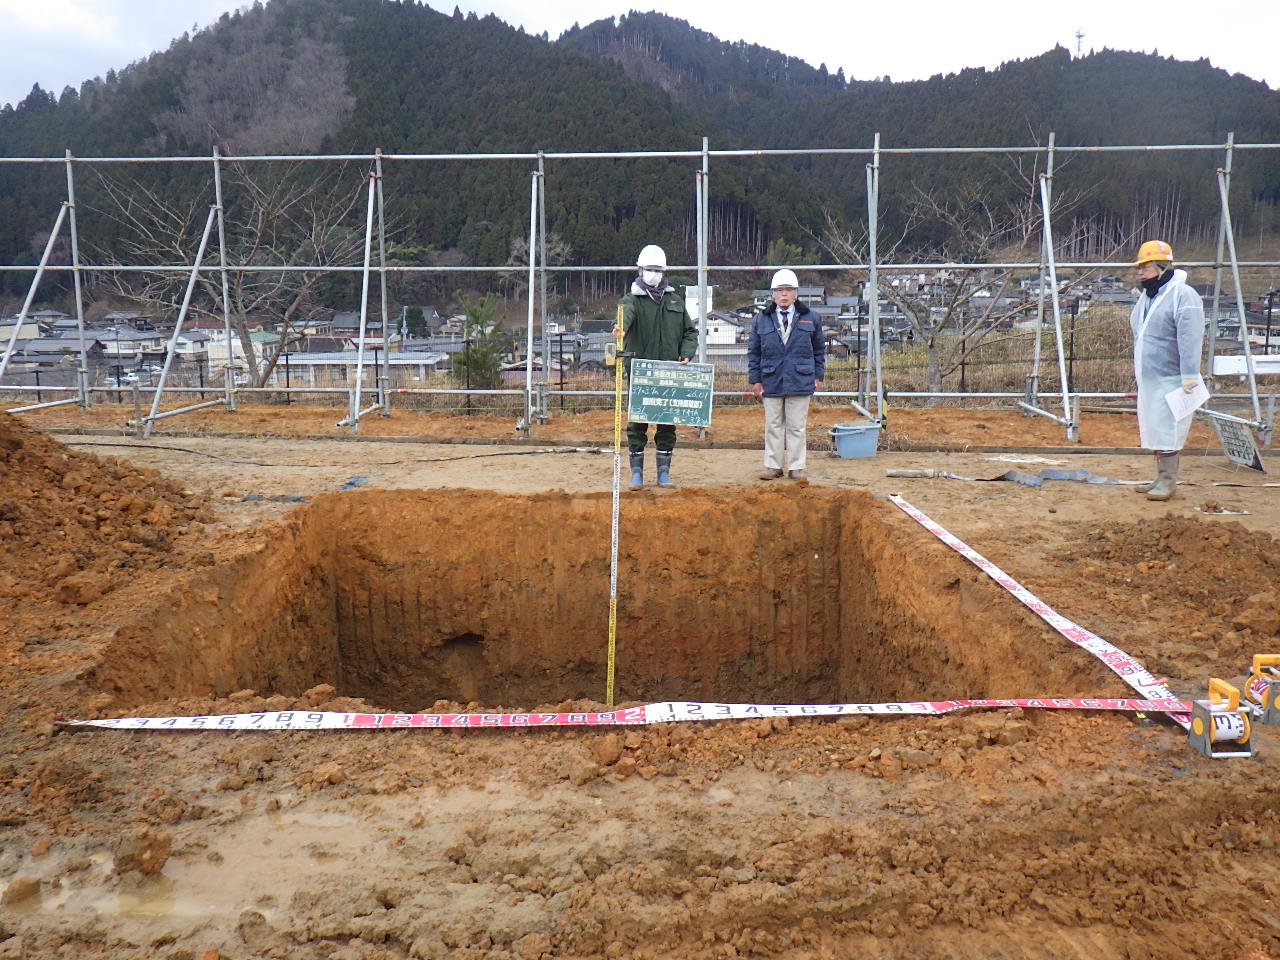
top-left (641, 269), bottom-right (665, 288)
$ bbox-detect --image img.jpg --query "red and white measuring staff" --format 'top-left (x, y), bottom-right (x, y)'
top-left (57, 696), bottom-right (1190, 731)
top-left (889, 494), bottom-right (1191, 729)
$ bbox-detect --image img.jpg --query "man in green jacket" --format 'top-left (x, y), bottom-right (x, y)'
top-left (618, 243), bottom-right (699, 489)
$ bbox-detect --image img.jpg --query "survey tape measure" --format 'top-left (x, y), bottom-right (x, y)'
top-left (889, 494), bottom-right (1190, 729)
top-left (57, 696), bottom-right (1191, 732)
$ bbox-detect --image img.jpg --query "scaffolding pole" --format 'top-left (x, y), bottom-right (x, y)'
top-left (1016, 156), bottom-right (1077, 440)
top-left (866, 133), bottom-right (885, 423)
top-left (521, 170), bottom-right (539, 436)
top-left (375, 149), bottom-right (392, 417)
top-left (64, 151), bottom-right (91, 408)
top-left (212, 147), bottom-right (238, 412)
top-left (1208, 134), bottom-right (1233, 382)
top-left (537, 152), bottom-right (549, 424)
top-left (1026, 134), bottom-right (1055, 411)
top-left (339, 170), bottom-right (379, 432)
top-left (0, 203), bottom-right (69, 386)
top-left (697, 137), bottom-right (710, 367)
top-left (1213, 165), bottom-right (1265, 431)
top-left (141, 205), bottom-right (218, 438)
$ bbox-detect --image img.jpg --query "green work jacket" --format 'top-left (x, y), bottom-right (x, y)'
top-left (619, 283), bottom-right (699, 365)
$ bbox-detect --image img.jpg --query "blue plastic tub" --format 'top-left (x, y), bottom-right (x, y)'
top-left (828, 421), bottom-right (881, 458)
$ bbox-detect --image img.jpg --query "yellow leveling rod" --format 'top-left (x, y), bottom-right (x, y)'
top-left (605, 305), bottom-right (624, 708)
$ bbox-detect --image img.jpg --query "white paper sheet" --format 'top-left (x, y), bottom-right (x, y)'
top-left (1165, 380), bottom-right (1210, 420)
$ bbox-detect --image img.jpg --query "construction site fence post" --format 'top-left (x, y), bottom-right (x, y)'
top-left (523, 169), bottom-right (538, 435)
top-left (64, 151), bottom-right (91, 409)
top-left (344, 170), bottom-right (378, 434)
top-left (867, 132), bottom-right (885, 424)
top-left (212, 146), bottom-right (237, 413)
top-left (375, 149), bottom-right (392, 418)
top-left (3, 139), bottom-right (1279, 425)
top-left (1215, 164), bottom-right (1263, 426)
top-left (537, 151), bottom-right (549, 425)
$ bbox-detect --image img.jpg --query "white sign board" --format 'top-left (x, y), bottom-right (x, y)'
top-left (1210, 417), bottom-right (1266, 472)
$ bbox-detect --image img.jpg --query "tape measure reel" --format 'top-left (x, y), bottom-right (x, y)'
top-left (1188, 679), bottom-right (1254, 759)
top-left (1244, 654), bottom-right (1280, 725)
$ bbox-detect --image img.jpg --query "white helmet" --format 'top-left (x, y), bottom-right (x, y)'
top-left (770, 268), bottom-right (799, 289)
top-left (637, 244), bottom-right (667, 269)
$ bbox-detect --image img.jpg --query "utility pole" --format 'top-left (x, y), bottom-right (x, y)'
top-left (1075, 29), bottom-right (1084, 58)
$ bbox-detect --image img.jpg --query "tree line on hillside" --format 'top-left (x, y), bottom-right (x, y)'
top-left (1, 0), bottom-right (1277, 311)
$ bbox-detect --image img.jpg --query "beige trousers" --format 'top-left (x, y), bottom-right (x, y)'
top-left (762, 395), bottom-right (811, 472)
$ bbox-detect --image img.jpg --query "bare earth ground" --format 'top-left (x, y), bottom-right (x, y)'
top-left (1, 403), bottom-right (1278, 960)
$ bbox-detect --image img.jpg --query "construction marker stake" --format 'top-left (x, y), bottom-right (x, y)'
top-left (57, 697), bottom-right (1191, 732)
top-left (889, 494), bottom-right (1190, 729)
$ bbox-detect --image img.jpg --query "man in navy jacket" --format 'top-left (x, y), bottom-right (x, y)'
top-left (747, 269), bottom-right (825, 479)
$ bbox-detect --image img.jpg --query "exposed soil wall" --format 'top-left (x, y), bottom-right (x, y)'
top-left (83, 487), bottom-right (1106, 710)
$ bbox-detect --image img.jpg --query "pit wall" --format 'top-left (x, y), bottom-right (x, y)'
top-left (85, 487), bottom-right (1107, 710)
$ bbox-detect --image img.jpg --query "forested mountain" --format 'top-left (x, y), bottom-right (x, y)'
top-left (1, 0), bottom-right (1278, 303)
top-left (562, 13), bottom-right (1280, 254)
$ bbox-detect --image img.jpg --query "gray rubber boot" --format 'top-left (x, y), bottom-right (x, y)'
top-left (655, 450), bottom-right (674, 488)
top-left (1133, 453), bottom-right (1161, 494)
top-left (1145, 453), bottom-right (1180, 501)
top-left (628, 451), bottom-right (644, 491)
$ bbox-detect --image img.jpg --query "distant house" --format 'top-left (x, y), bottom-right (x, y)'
top-left (7, 337), bottom-right (104, 369)
top-left (102, 310), bottom-right (154, 329)
top-left (346, 334), bottom-right (402, 353)
top-left (0, 318), bottom-right (42, 341)
top-left (173, 331), bottom-right (210, 360)
top-left (98, 325), bottom-right (166, 359)
top-left (204, 330), bottom-right (281, 364)
top-left (269, 350), bottom-right (448, 387)
top-left (704, 311), bottom-right (744, 345)
top-left (330, 311), bottom-right (387, 337)
top-left (827, 295), bottom-right (861, 314)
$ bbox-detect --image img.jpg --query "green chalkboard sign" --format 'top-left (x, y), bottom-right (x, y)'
top-left (627, 359), bottom-right (715, 427)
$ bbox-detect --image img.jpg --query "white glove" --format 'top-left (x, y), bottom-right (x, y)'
top-left (1181, 376), bottom-right (1200, 394)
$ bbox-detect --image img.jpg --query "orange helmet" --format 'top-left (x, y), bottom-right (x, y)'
top-left (1134, 240), bottom-right (1174, 265)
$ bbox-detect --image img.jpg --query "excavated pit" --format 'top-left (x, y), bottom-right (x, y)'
top-left (88, 487), bottom-right (1103, 709)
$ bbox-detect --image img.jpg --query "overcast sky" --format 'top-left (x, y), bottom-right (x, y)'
top-left (1, 0), bottom-right (1275, 111)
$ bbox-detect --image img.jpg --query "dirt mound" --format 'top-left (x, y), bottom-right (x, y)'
top-left (1047, 514), bottom-right (1280, 683)
top-left (0, 411), bottom-right (210, 615)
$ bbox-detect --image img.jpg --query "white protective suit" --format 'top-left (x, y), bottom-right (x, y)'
top-left (1129, 268), bottom-right (1205, 451)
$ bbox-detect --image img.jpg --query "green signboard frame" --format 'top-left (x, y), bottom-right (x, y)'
top-left (627, 359), bottom-right (715, 427)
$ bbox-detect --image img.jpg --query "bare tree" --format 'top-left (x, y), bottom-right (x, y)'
top-left (89, 161), bottom-right (372, 386)
top-left (502, 233), bottom-right (576, 300)
top-left (155, 34), bottom-right (355, 155)
top-left (818, 172), bottom-right (1137, 398)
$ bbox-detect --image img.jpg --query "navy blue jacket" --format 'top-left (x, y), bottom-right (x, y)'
top-left (747, 301), bottom-right (825, 397)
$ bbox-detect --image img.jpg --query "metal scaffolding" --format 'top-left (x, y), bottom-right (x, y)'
top-left (2, 137), bottom-right (1278, 443)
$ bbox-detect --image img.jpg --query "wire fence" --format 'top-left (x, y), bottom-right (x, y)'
top-left (3, 139), bottom-right (1278, 433)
